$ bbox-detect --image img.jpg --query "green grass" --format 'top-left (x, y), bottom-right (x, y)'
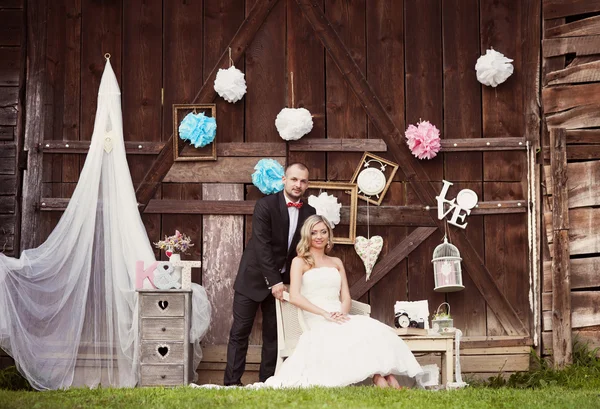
top-left (1, 340), bottom-right (599, 409)
top-left (0, 385), bottom-right (599, 409)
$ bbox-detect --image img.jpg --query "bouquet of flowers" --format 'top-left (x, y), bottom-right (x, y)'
top-left (154, 230), bottom-right (194, 256)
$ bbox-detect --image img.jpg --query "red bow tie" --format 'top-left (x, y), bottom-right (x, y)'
top-left (287, 202), bottom-right (303, 209)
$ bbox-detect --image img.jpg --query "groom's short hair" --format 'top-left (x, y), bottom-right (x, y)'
top-left (285, 162), bottom-right (309, 175)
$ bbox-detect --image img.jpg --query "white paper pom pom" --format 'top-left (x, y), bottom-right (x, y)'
top-left (308, 192), bottom-right (341, 228)
top-left (275, 107), bottom-right (313, 141)
top-left (214, 66), bottom-right (247, 103)
top-left (475, 49), bottom-right (514, 87)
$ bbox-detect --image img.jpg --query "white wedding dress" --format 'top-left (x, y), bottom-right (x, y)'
top-left (264, 267), bottom-right (424, 387)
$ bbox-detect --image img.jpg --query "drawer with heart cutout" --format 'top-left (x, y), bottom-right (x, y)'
top-left (141, 342), bottom-right (185, 364)
top-left (140, 293), bottom-right (185, 317)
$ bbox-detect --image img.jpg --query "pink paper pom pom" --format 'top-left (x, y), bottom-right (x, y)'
top-left (405, 120), bottom-right (441, 160)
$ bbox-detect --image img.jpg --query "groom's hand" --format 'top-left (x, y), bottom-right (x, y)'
top-left (271, 283), bottom-right (285, 300)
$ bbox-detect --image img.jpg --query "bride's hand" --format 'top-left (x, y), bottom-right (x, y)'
top-left (322, 311), bottom-right (349, 324)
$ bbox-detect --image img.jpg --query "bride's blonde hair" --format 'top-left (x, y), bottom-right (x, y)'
top-left (296, 215), bottom-right (334, 268)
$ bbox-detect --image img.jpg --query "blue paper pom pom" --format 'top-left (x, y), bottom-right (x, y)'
top-left (178, 112), bottom-right (217, 148)
top-left (252, 159), bottom-right (285, 195)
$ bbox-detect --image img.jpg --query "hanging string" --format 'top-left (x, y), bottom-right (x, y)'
top-left (366, 199), bottom-right (370, 239)
top-left (228, 47), bottom-right (233, 67)
top-left (290, 72), bottom-right (295, 108)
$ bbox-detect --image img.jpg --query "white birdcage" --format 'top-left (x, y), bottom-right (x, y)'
top-left (431, 236), bottom-right (464, 292)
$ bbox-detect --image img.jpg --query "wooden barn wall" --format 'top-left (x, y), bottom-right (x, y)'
top-left (19, 0), bottom-right (540, 377)
top-left (541, 0), bottom-right (600, 358)
top-left (0, 0), bottom-right (24, 370)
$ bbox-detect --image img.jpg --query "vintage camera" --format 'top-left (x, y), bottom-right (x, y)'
top-left (394, 310), bottom-right (425, 329)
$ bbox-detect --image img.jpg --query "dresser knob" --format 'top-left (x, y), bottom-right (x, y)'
top-left (161, 327), bottom-right (166, 332)
top-left (160, 375), bottom-right (166, 379)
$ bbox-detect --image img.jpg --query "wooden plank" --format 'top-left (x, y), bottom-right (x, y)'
top-left (460, 336), bottom-right (533, 349)
top-left (0, 47), bottom-right (19, 86)
top-left (404, 0), bottom-right (444, 317)
top-left (546, 60), bottom-right (600, 85)
top-left (289, 139), bottom-right (386, 153)
top-left (442, 0), bottom-right (486, 337)
top-left (324, 0), bottom-right (367, 182)
top-left (543, 83), bottom-right (600, 114)
top-left (204, 0), bottom-right (245, 145)
top-left (0, 196), bottom-right (15, 213)
top-left (0, 126), bottom-right (13, 141)
top-left (244, 0), bottom-right (285, 146)
top-left (0, 106), bottom-right (17, 126)
top-left (0, 86), bottom-right (18, 107)
top-left (544, 161), bottom-right (600, 208)
top-left (218, 142), bottom-right (285, 156)
top-left (481, 0), bottom-right (533, 182)
top-left (543, 0), bottom-right (600, 20)
top-left (550, 128), bottom-right (572, 367)
top-left (145, 200), bottom-right (254, 215)
top-left (566, 129), bottom-right (600, 144)
top-left (542, 330), bottom-right (600, 356)
top-left (202, 184), bottom-right (244, 345)
top-left (542, 145), bottom-right (600, 161)
top-left (123, 0), bottom-right (161, 183)
top-left (297, 0), bottom-right (528, 336)
top-left (0, 0), bottom-right (23, 8)
top-left (543, 257), bottom-right (600, 291)
top-left (460, 346), bottom-right (531, 355)
top-left (286, 0), bottom-right (325, 180)
top-left (80, 0), bottom-right (122, 142)
top-left (136, 0), bottom-right (282, 208)
top-left (165, 156), bottom-right (285, 183)
top-left (19, 0), bottom-right (46, 249)
top-left (546, 104), bottom-right (600, 129)
top-left (545, 208), bottom-right (600, 255)
top-left (364, 0), bottom-right (405, 326)
top-left (545, 15), bottom-right (600, 38)
top-left (350, 227), bottom-right (437, 299)
top-left (484, 182), bottom-right (530, 335)
top-left (0, 9), bottom-right (22, 46)
top-left (442, 0), bottom-right (482, 182)
top-left (543, 292), bottom-right (600, 330)
top-left (459, 354), bottom-right (530, 373)
top-left (441, 138), bottom-right (526, 152)
top-left (544, 36), bottom-right (600, 58)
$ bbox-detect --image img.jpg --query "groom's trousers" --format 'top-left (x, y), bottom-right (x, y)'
top-left (224, 291), bottom-right (278, 385)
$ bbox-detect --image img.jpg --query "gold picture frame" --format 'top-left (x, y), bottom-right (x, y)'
top-left (173, 104), bottom-right (217, 161)
top-left (306, 181), bottom-right (358, 245)
top-left (350, 152), bottom-right (398, 205)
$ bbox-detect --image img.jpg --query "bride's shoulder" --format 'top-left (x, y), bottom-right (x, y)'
top-left (291, 256), bottom-right (311, 271)
top-left (328, 256), bottom-right (344, 270)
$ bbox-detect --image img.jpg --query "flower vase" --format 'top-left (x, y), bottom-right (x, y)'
top-left (168, 253), bottom-right (183, 285)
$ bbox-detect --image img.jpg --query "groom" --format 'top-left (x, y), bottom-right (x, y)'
top-left (224, 163), bottom-right (316, 385)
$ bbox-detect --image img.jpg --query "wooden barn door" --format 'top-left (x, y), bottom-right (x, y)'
top-left (20, 0), bottom-right (540, 382)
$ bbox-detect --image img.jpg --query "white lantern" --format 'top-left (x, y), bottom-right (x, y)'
top-left (431, 237), bottom-right (464, 292)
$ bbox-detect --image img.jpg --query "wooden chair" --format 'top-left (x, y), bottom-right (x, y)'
top-left (274, 291), bottom-right (371, 375)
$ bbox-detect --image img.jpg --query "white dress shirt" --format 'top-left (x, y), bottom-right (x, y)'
top-left (271, 193), bottom-right (300, 288)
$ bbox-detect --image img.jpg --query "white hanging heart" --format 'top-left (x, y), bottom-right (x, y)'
top-left (354, 235), bottom-right (383, 281)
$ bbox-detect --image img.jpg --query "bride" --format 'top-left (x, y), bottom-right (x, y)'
top-left (264, 215), bottom-right (423, 388)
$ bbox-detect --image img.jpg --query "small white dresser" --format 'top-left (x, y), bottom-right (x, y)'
top-left (138, 289), bottom-right (192, 386)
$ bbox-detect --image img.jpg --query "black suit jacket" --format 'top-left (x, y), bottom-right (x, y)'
top-left (234, 191), bottom-right (316, 302)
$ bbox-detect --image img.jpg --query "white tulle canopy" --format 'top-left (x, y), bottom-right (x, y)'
top-left (0, 59), bottom-right (210, 390)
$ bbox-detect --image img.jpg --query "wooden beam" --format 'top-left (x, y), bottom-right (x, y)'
top-left (543, 0), bottom-right (600, 20)
top-left (350, 227), bottom-right (437, 299)
top-left (545, 60), bottom-right (600, 86)
top-left (546, 104), bottom-right (600, 129)
top-left (550, 128), bottom-right (572, 368)
top-left (296, 0), bottom-right (527, 335)
top-left (543, 36), bottom-right (600, 58)
top-left (542, 83), bottom-right (600, 114)
top-left (543, 257), bottom-right (600, 291)
top-left (545, 15), bottom-right (600, 38)
top-left (289, 138), bottom-right (386, 152)
top-left (565, 129), bottom-right (600, 144)
top-left (439, 137), bottom-right (527, 151)
top-left (19, 0), bottom-right (47, 250)
top-left (543, 145), bottom-right (600, 161)
top-left (134, 0), bottom-right (282, 209)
